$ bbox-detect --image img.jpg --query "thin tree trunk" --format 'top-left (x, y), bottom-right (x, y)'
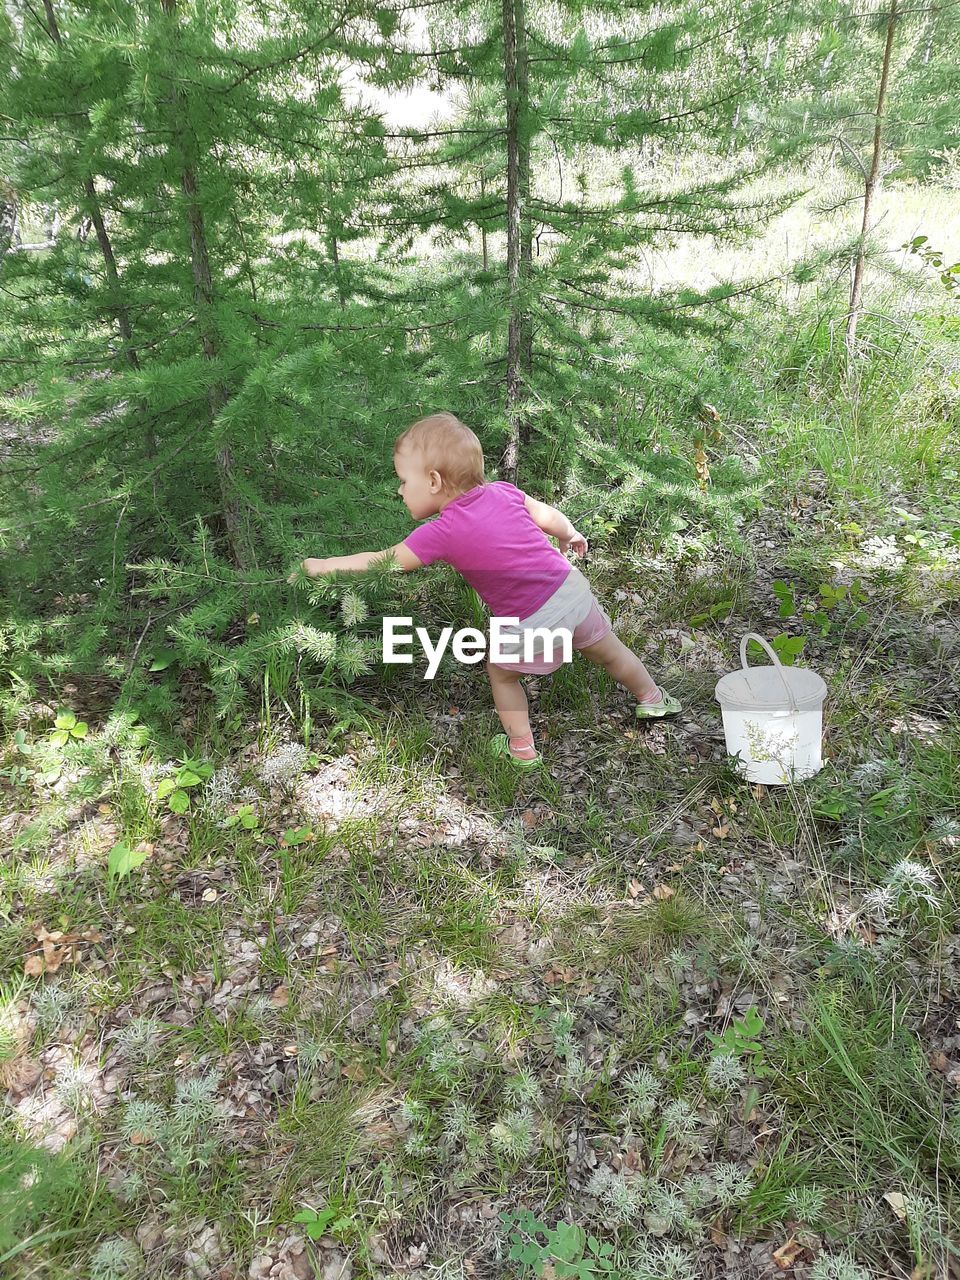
top-left (0, 187), bottom-right (17, 262)
top-left (160, 0), bottom-right (256, 570)
top-left (480, 168), bottom-right (488, 272)
top-left (500, 0), bottom-right (531, 483)
top-left (727, 44), bottom-right (749, 155)
top-left (517, 1), bottom-right (533, 414)
top-left (42, 1), bottom-right (156, 454)
top-left (845, 0), bottom-right (898, 370)
top-left (328, 233), bottom-right (346, 307)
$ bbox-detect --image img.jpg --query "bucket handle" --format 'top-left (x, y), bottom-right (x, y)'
top-left (739, 633), bottom-right (799, 714)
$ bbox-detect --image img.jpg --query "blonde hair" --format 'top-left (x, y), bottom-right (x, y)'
top-left (394, 412), bottom-right (486, 496)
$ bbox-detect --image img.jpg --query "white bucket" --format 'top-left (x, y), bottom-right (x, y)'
top-left (714, 633), bottom-right (827, 786)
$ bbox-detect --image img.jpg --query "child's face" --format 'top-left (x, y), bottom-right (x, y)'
top-left (394, 448), bottom-right (443, 519)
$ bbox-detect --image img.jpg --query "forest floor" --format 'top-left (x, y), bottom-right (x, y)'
top-left (3, 460), bottom-right (960, 1280)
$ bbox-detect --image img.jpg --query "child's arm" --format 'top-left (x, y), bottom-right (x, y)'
top-left (523, 495), bottom-right (588, 557)
top-left (290, 543), bottom-right (424, 581)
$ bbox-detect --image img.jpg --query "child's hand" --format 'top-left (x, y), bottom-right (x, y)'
top-left (560, 529), bottom-right (588, 557)
top-left (288, 557), bottom-right (330, 583)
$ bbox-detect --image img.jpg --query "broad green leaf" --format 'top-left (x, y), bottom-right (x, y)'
top-left (108, 841), bottom-right (149, 882)
top-left (50, 730), bottom-right (70, 749)
top-left (54, 712), bottom-right (76, 730)
top-left (176, 768), bottom-right (203, 788)
top-left (282, 826), bottom-right (313, 846)
top-left (168, 790), bottom-right (190, 814)
top-left (156, 778), bottom-right (177, 800)
top-left (71, 721), bottom-right (88, 738)
top-left (149, 650), bottom-right (177, 672)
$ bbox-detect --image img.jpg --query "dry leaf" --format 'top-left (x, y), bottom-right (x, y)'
top-left (201, 887), bottom-right (218, 903)
top-left (928, 1049), bottom-right (949, 1073)
top-left (24, 954), bottom-right (45, 977)
top-left (652, 884), bottom-right (675, 900)
top-left (341, 1061), bottom-right (366, 1082)
top-left (270, 984), bottom-right (289, 1008)
top-left (713, 823), bottom-right (730, 838)
top-left (884, 1191), bottom-right (908, 1221)
top-left (521, 809), bottom-right (540, 829)
top-left (282, 1043), bottom-right (298, 1058)
top-left (544, 966), bottom-right (576, 985)
top-left (772, 1238), bottom-right (804, 1269)
top-left (628, 879), bottom-right (644, 899)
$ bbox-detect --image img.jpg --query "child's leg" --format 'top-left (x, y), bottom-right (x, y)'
top-left (485, 659), bottom-right (538, 759)
top-left (576, 631), bottom-right (663, 703)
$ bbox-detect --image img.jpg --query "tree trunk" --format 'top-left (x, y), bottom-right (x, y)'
top-left (845, 0), bottom-right (898, 371)
top-left (328, 233), bottom-right (346, 307)
top-left (480, 168), bottom-right (488, 273)
top-left (160, 0), bottom-right (256, 570)
top-left (500, 0), bottom-right (531, 483)
top-left (0, 187), bottom-right (17, 262)
top-left (517, 1), bottom-right (534, 415)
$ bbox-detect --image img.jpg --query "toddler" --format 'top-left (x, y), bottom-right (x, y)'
top-left (295, 412), bottom-right (681, 768)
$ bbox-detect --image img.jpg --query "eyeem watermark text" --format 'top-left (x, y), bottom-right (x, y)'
top-left (383, 616), bottom-right (573, 679)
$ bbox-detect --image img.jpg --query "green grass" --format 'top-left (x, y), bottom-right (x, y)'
top-left (3, 280), bottom-right (960, 1276)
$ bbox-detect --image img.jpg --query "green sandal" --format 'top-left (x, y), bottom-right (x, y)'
top-left (634, 686), bottom-right (682, 719)
top-left (490, 733), bottom-right (544, 770)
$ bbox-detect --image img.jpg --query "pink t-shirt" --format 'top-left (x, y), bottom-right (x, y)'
top-left (402, 481), bottom-right (572, 620)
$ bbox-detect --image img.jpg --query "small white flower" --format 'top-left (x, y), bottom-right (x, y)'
top-left (888, 859), bottom-right (939, 906)
top-left (504, 1068), bottom-right (544, 1108)
top-left (404, 1130), bottom-right (430, 1156)
top-left (90, 1237), bottom-right (142, 1280)
top-left (586, 1165), bottom-right (615, 1198)
top-left (928, 816), bottom-right (960, 844)
top-left (114, 1015), bottom-right (163, 1065)
top-left (850, 760), bottom-right (889, 792)
top-left (705, 1053), bottom-right (745, 1095)
top-left (121, 1099), bottom-right (167, 1143)
top-left (661, 1098), bottom-right (701, 1149)
top-left (787, 1184), bottom-right (827, 1223)
top-left (340, 590), bottom-right (368, 627)
top-left (861, 885), bottom-right (895, 921)
top-left (809, 1251), bottom-right (873, 1280)
top-left (200, 765), bottom-right (239, 815)
top-left (622, 1066), bottom-right (662, 1119)
top-left (627, 1241), bottom-right (697, 1280)
top-left (644, 1183), bottom-right (695, 1236)
top-left (259, 742), bottom-right (309, 790)
top-left (443, 1100), bottom-right (478, 1143)
top-left (607, 1173), bottom-right (646, 1223)
top-left (563, 1046), bottom-right (593, 1090)
top-left (865, 860), bottom-right (941, 920)
top-left (489, 1108), bottom-right (535, 1158)
top-left (709, 1161), bottom-right (753, 1207)
top-left (399, 1098), bottom-right (429, 1128)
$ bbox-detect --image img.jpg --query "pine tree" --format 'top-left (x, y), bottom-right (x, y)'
top-left (368, 0), bottom-right (853, 495)
top-left (0, 0), bottom-right (429, 710)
